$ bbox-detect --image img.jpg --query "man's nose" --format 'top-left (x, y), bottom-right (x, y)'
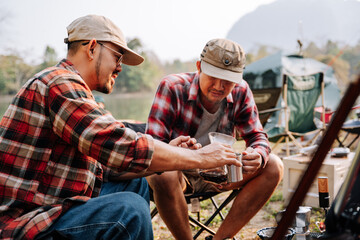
top-left (213, 79), bottom-right (225, 90)
top-left (116, 64), bottom-right (122, 72)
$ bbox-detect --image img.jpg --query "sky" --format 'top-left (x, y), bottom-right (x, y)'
top-left (0, 0), bottom-right (276, 64)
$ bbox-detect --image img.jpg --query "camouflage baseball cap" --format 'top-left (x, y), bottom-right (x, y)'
top-left (200, 38), bottom-right (246, 83)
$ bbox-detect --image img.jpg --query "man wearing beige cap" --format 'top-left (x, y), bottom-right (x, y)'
top-left (0, 16), bottom-right (240, 239)
top-left (146, 39), bottom-right (284, 240)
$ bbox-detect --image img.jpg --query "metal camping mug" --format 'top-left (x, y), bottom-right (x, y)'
top-left (227, 153), bottom-right (243, 183)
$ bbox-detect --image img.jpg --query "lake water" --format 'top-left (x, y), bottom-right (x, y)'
top-left (0, 92), bottom-right (156, 123)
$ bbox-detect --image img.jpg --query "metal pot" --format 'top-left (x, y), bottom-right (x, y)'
top-left (275, 206), bottom-right (312, 233)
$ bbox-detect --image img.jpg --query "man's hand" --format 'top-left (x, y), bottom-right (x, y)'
top-left (197, 142), bottom-right (241, 169)
top-left (169, 136), bottom-right (202, 149)
top-left (149, 139), bottom-right (239, 172)
top-left (241, 147), bottom-right (262, 174)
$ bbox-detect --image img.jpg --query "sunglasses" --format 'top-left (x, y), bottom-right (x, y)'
top-left (82, 41), bottom-right (124, 65)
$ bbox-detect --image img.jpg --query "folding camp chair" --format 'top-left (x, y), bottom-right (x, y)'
top-left (150, 189), bottom-right (240, 239)
top-left (235, 87), bottom-right (282, 140)
top-left (266, 72), bottom-right (326, 156)
top-left (122, 121), bottom-right (241, 239)
top-left (316, 105), bottom-right (360, 148)
top-left (337, 117), bottom-right (360, 148)
top-left (252, 87), bottom-right (282, 128)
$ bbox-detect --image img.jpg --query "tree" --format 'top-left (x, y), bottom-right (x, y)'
top-left (0, 54), bottom-right (34, 94)
top-left (304, 42), bottom-right (322, 58)
top-left (342, 41), bottom-right (360, 79)
top-left (324, 40), bottom-right (340, 56)
top-left (34, 46), bottom-right (58, 73)
top-left (115, 38), bottom-right (163, 92)
top-left (163, 59), bottom-right (196, 76)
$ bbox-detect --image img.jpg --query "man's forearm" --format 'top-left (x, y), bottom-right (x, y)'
top-left (148, 139), bottom-right (240, 172)
top-left (148, 139), bottom-right (201, 172)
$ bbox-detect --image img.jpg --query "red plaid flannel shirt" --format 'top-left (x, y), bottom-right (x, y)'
top-left (0, 59), bottom-right (154, 239)
top-left (146, 72), bottom-right (270, 161)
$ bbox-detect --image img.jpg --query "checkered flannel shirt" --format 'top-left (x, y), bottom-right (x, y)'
top-left (146, 72), bottom-right (270, 161)
top-left (0, 59), bottom-right (154, 239)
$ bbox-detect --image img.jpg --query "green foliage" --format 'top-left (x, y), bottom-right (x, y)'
top-left (116, 55), bottom-right (163, 92)
top-left (0, 54), bottom-right (34, 94)
top-left (163, 59), bottom-right (197, 75)
top-left (0, 46), bottom-right (58, 95)
top-left (0, 69), bottom-right (6, 92)
top-left (308, 207), bottom-right (326, 233)
top-left (114, 38), bottom-right (163, 92)
top-left (1, 38), bottom-right (360, 96)
top-left (269, 189), bottom-right (283, 202)
top-left (34, 46), bottom-right (58, 72)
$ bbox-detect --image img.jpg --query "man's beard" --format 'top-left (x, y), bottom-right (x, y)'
top-left (95, 55), bottom-right (112, 94)
top-left (97, 81), bottom-right (111, 94)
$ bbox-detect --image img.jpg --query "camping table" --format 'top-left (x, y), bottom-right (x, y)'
top-left (282, 152), bottom-right (355, 208)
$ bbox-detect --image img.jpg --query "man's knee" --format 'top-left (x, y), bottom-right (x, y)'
top-left (112, 192), bottom-right (153, 239)
top-left (265, 153), bottom-right (284, 182)
top-left (147, 171), bottom-right (183, 189)
top-left (107, 192), bottom-right (152, 226)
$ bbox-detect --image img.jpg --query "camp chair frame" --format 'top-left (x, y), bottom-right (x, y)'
top-left (329, 105), bottom-right (360, 148)
top-left (270, 72), bottom-right (326, 156)
top-left (151, 189), bottom-right (240, 240)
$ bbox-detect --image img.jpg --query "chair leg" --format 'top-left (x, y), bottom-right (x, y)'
top-left (346, 134), bottom-right (360, 148)
top-left (193, 190), bottom-right (240, 239)
top-left (288, 133), bottom-right (302, 149)
top-left (189, 216), bottom-right (217, 238)
top-left (151, 190), bottom-right (240, 240)
top-left (210, 197), bottom-right (225, 220)
top-left (272, 136), bottom-right (285, 151)
top-left (285, 136), bottom-right (290, 156)
top-left (151, 207), bottom-right (158, 219)
top-left (305, 130), bottom-right (322, 147)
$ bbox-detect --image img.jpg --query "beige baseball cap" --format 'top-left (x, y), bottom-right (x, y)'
top-left (64, 15), bottom-right (144, 66)
top-left (200, 38), bottom-right (246, 84)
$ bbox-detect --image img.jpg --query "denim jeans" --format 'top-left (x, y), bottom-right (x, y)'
top-left (36, 178), bottom-right (153, 240)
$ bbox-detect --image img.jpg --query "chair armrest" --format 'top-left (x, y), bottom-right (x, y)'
top-left (259, 107), bottom-right (285, 115)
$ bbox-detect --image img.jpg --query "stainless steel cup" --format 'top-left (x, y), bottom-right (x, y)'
top-left (227, 153), bottom-right (243, 183)
top-left (200, 132), bottom-right (236, 183)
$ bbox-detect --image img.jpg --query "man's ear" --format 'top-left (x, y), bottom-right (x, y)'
top-left (87, 39), bottom-right (97, 60)
top-left (196, 61), bottom-right (201, 72)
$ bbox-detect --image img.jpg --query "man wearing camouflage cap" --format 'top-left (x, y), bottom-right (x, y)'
top-left (0, 16), bottom-right (240, 239)
top-left (146, 38), bottom-right (284, 240)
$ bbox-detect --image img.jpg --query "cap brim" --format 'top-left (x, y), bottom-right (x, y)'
top-left (121, 47), bottom-right (144, 66)
top-left (113, 42), bottom-right (144, 66)
top-left (201, 61), bottom-right (243, 84)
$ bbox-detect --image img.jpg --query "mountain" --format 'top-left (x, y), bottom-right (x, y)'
top-left (227, 0), bottom-right (360, 53)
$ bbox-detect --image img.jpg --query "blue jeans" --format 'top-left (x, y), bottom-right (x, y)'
top-left (36, 178), bottom-right (153, 240)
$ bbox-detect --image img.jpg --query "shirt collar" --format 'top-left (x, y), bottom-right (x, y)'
top-left (57, 59), bottom-right (81, 76)
top-left (188, 72), bottom-right (234, 104)
top-left (188, 73), bottom-right (200, 101)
